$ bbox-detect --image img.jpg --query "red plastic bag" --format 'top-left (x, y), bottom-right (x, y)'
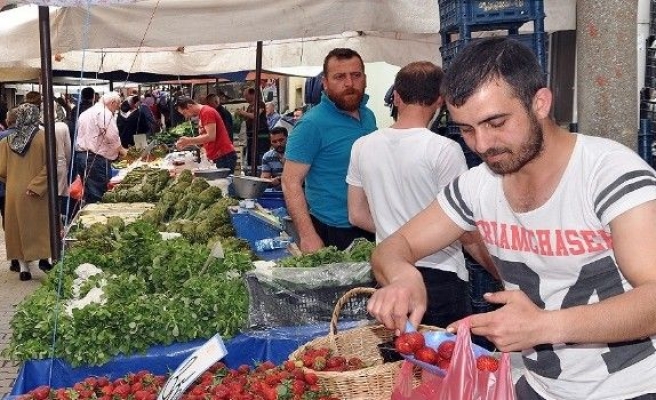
top-left (70, 175), bottom-right (84, 200)
top-left (392, 317), bottom-right (516, 400)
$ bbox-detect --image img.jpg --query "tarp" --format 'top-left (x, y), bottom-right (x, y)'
top-left (0, 0), bottom-right (576, 81)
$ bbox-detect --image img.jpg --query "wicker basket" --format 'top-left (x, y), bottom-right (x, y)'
top-left (289, 287), bottom-right (401, 399)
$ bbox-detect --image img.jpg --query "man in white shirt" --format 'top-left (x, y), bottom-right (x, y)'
top-left (347, 61), bottom-right (495, 328)
top-left (74, 92), bottom-right (126, 203)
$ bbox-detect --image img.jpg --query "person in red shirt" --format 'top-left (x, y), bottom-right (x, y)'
top-left (174, 97), bottom-right (237, 173)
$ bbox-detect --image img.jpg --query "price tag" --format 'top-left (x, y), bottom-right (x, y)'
top-left (157, 334), bottom-right (228, 400)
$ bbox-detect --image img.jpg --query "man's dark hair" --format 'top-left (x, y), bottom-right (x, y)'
top-left (270, 126), bottom-right (288, 137)
top-left (322, 48), bottom-right (365, 76)
top-left (394, 61), bottom-right (443, 106)
top-left (441, 37), bottom-right (546, 111)
top-left (81, 87), bottom-right (95, 101)
top-left (175, 96), bottom-right (196, 109)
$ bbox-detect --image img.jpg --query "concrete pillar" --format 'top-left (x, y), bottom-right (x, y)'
top-left (576, 0), bottom-right (638, 149)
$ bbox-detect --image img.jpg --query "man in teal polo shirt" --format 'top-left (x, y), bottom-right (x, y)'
top-left (282, 48), bottom-right (377, 253)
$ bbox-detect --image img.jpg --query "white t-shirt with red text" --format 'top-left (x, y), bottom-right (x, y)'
top-left (438, 134), bottom-right (656, 400)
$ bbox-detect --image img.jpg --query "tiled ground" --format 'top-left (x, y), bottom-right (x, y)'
top-left (0, 230), bottom-right (44, 398)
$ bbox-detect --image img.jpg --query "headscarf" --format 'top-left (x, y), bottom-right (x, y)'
top-left (8, 103), bottom-right (41, 155)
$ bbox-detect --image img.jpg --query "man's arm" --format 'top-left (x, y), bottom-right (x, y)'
top-left (177, 123), bottom-right (216, 149)
top-left (347, 184), bottom-right (375, 233)
top-left (461, 200), bottom-right (656, 352)
top-left (368, 200), bottom-right (466, 331)
top-left (281, 160), bottom-right (324, 253)
top-left (459, 231), bottom-right (500, 279)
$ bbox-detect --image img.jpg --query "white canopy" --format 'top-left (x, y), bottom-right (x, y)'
top-left (0, 0), bottom-right (576, 81)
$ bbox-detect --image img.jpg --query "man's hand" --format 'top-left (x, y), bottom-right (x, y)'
top-left (447, 290), bottom-right (553, 352)
top-left (118, 147), bottom-right (128, 158)
top-left (270, 176), bottom-right (281, 187)
top-left (367, 268), bottom-right (426, 334)
top-left (176, 136), bottom-right (192, 150)
top-left (298, 230), bottom-right (324, 253)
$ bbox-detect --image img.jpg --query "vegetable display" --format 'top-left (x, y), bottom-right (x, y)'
top-left (4, 221), bottom-right (253, 367)
top-left (102, 166), bottom-right (171, 203)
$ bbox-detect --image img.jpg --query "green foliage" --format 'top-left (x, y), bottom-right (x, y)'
top-left (276, 240), bottom-right (376, 268)
top-left (4, 219), bottom-right (253, 367)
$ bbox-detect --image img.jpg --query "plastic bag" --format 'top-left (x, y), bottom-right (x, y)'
top-left (392, 317), bottom-right (516, 400)
top-left (70, 175), bottom-right (84, 200)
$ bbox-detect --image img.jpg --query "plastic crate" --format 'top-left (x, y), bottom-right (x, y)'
top-left (440, 32), bottom-right (547, 70)
top-left (245, 272), bottom-right (375, 328)
top-left (438, 0), bottom-right (544, 34)
top-left (230, 209), bottom-right (283, 249)
top-left (257, 190), bottom-right (286, 210)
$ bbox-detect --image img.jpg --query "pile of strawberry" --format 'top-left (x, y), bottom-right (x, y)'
top-left (19, 362), bottom-right (340, 400)
top-left (395, 332), bottom-right (499, 372)
top-left (292, 346), bottom-right (368, 372)
top-left (19, 370), bottom-right (166, 400)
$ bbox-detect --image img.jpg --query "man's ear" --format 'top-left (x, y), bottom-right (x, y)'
top-left (532, 87), bottom-right (553, 120)
top-left (393, 90), bottom-right (401, 107)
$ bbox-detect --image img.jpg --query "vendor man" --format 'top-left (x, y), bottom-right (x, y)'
top-left (260, 126), bottom-right (288, 190)
top-left (175, 96), bottom-right (237, 173)
top-left (366, 37), bottom-right (656, 400)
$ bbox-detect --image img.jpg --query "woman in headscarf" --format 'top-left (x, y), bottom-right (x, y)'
top-left (0, 103), bottom-right (51, 281)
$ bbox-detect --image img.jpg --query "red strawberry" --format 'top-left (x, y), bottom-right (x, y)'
top-left (404, 332), bottom-right (426, 352)
top-left (312, 356), bottom-right (327, 371)
top-left (304, 372), bottom-right (318, 386)
top-left (31, 385), bottom-right (51, 400)
top-left (414, 346), bottom-right (439, 365)
top-left (476, 355), bottom-right (499, 372)
top-left (437, 357), bottom-right (451, 370)
top-left (283, 360), bottom-right (297, 371)
top-left (394, 336), bottom-right (413, 354)
top-left (437, 340), bottom-right (456, 360)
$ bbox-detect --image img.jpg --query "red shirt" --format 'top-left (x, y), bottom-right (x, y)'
top-left (199, 105), bottom-right (234, 160)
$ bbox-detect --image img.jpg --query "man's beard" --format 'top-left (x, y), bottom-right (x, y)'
top-left (480, 113), bottom-right (544, 175)
top-left (327, 88), bottom-right (364, 112)
top-left (275, 145), bottom-right (286, 154)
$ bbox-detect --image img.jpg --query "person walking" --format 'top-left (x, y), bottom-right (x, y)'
top-left (0, 103), bottom-right (51, 281)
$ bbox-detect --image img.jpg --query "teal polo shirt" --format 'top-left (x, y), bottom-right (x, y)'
top-left (285, 92), bottom-right (377, 227)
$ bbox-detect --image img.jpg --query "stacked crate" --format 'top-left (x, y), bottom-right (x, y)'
top-left (437, 1), bottom-right (548, 168)
top-left (436, 2), bottom-right (548, 340)
top-left (438, 0), bottom-right (547, 70)
top-left (640, 0), bottom-right (656, 164)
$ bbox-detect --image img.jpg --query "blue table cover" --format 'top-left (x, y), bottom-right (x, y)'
top-left (10, 322), bottom-right (363, 396)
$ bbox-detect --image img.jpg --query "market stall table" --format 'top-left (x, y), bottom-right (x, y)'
top-left (9, 322), bottom-right (365, 396)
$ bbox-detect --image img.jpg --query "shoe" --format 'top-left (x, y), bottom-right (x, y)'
top-left (38, 259), bottom-right (53, 272)
top-left (19, 271), bottom-right (32, 281)
top-left (9, 260), bottom-right (19, 272)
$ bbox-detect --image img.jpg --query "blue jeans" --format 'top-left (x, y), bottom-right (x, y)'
top-left (419, 267), bottom-right (471, 328)
top-left (74, 151), bottom-right (111, 204)
top-left (214, 151), bottom-right (237, 174)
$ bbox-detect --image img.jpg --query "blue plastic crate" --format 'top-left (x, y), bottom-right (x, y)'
top-left (439, 0), bottom-right (544, 34)
top-left (440, 32), bottom-right (547, 71)
top-left (230, 210), bottom-right (281, 245)
top-left (257, 190), bottom-right (286, 210)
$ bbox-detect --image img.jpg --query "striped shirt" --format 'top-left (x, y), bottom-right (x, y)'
top-left (437, 134), bottom-right (656, 400)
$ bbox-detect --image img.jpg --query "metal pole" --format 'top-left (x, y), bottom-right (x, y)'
top-left (250, 41), bottom-right (263, 177)
top-left (38, 6), bottom-right (62, 262)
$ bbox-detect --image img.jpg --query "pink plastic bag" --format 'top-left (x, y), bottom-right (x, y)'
top-left (392, 317), bottom-right (516, 400)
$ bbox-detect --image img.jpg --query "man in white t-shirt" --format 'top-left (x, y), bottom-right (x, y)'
top-left (366, 38), bottom-right (656, 399)
top-left (346, 61), bottom-right (496, 328)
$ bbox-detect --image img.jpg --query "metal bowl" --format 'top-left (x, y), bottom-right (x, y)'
top-left (231, 175), bottom-right (271, 199)
top-left (193, 168), bottom-right (231, 180)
